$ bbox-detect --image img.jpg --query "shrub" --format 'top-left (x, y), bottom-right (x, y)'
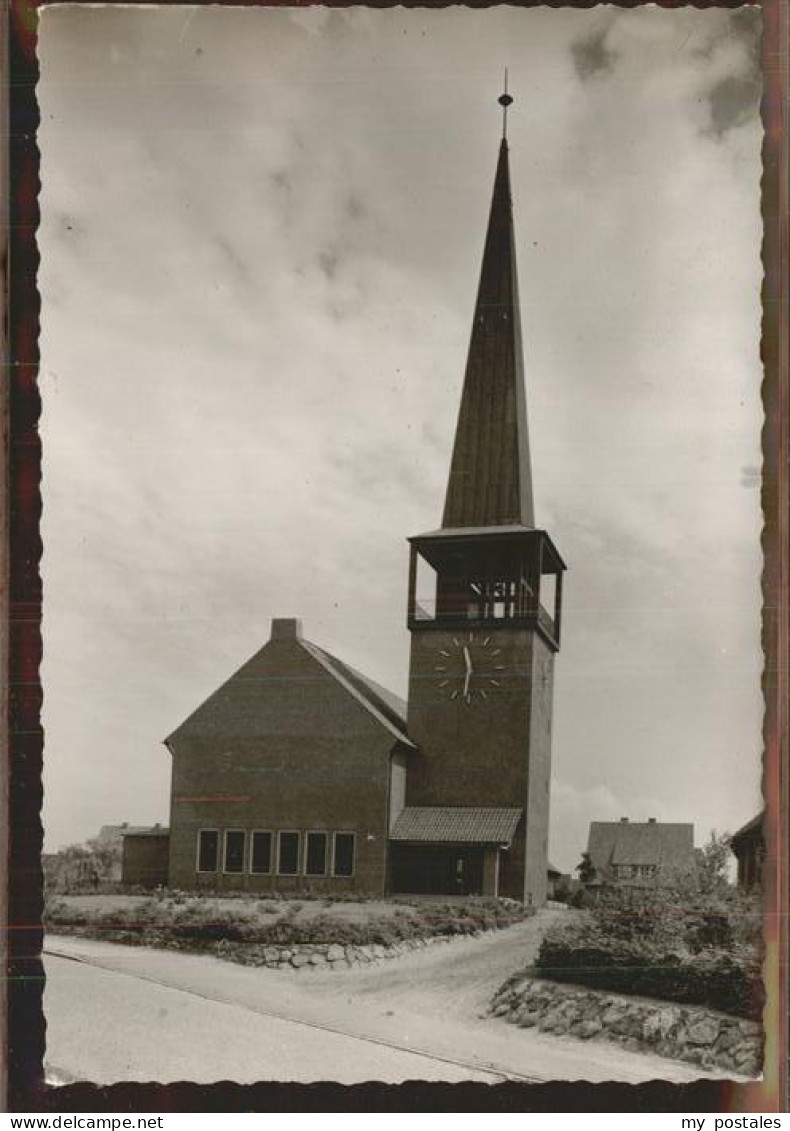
top-left (587, 885), bottom-right (761, 953)
top-left (45, 893), bottom-right (531, 952)
top-left (44, 896), bottom-right (69, 922)
top-left (535, 930), bottom-right (762, 1019)
top-left (532, 886), bottom-right (763, 1020)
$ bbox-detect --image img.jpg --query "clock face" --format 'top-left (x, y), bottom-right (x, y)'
top-left (432, 632), bottom-right (508, 704)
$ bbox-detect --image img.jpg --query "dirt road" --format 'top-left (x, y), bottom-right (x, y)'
top-left (44, 915), bottom-right (725, 1085)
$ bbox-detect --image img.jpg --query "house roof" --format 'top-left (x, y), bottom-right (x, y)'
top-left (730, 811), bottom-right (764, 847)
top-left (587, 821), bottom-right (695, 874)
top-left (121, 828), bottom-right (170, 840)
top-left (298, 639), bottom-right (412, 747)
top-left (96, 824), bottom-right (166, 843)
top-left (166, 622), bottom-right (413, 750)
top-left (390, 806), bottom-right (522, 845)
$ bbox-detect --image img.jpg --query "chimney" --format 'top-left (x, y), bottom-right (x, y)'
top-left (270, 618), bottom-right (303, 641)
top-left (620, 817), bottom-right (629, 824)
top-left (648, 817), bottom-right (657, 824)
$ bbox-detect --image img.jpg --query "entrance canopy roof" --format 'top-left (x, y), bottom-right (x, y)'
top-left (390, 806), bottom-right (522, 846)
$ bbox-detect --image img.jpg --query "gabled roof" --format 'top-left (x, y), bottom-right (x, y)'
top-left (390, 806), bottom-right (522, 845)
top-left (587, 821), bottom-right (695, 874)
top-left (442, 139), bottom-right (534, 530)
top-left (298, 639), bottom-right (413, 747)
top-left (166, 623), bottom-right (413, 750)
top-left (730, 811), bottom-right (764, 847)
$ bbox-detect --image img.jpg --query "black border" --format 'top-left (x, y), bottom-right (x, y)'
top-left (6, 0), bottom-right (788, 1112)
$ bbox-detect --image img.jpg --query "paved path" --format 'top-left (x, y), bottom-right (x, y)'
top-left (45, 951), bottom-right (493, 1085)
top-left (44, 917), bottom-right (728, 1085)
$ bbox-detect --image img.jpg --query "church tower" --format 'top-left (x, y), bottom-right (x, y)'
top-left (401, 94), bottom-right (565, 905)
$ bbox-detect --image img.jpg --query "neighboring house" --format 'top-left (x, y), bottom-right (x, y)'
top-left (546, 862), bottom-right (563, 900)
top-left (584, 818), bottom-right (695, 887)
top-left (149, 105), bottom-right (568, 905)
top-left (729, 812), bottom-right (765, 891)
top-left (95, 823), bottom-right (148, 846)
top-left (95, 823), bottom-right (163, 878)
top-left (121, 827), bottom-right (171, 888)
top-left (96, 823), bottom-right (167, 882)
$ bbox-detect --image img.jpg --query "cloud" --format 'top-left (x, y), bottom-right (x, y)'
top-left (708, 74), bottom-right (762, 136)
top-left (571, 23), bottom-right (618, 80)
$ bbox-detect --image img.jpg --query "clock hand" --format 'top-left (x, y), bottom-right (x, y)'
top-left (463, 669), bottom-right (471, 698)
top-left (463, 646), bottom-right (472, 674)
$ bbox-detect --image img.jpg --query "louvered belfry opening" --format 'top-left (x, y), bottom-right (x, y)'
top-left (407, 527), bottom-right (564, 651)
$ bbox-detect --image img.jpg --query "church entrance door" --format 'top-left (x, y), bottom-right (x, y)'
top-left (389, 844), bottom-right (485, 896)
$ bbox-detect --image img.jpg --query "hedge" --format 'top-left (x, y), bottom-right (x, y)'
top-left (535, 934), bottom-right (763, 1020)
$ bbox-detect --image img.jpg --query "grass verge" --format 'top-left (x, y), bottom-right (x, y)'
top-left (46, 892), bottom-right (532, 953)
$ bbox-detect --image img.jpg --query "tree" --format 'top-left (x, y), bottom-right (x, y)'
top-left (86, 837), bottom-right (123, 883)
top-left (696, 829), bottom-right (733, 893)
top-left (44, 837), bottom-right (123, 893)
top-left (576, 852), bottom-right (596, 885)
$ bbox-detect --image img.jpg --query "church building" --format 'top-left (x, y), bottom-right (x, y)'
top-left (153, 98), bottom-right (566, 905)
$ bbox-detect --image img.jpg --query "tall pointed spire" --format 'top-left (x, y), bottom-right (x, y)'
top-left (441, 94), bottom-right (534, 530)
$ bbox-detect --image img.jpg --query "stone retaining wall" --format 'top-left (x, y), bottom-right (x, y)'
top-left (490, 974), bottom-right (762, 1076)
top-left (214, 933), bottom-right (455, 970)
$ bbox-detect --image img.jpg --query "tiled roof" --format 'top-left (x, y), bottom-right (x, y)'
top-left (299, 640), bottom-right (412, 747)
top-left (587, 821), bottom-right (694, 875)
top-left (390, 807), bottom-right (522, 845)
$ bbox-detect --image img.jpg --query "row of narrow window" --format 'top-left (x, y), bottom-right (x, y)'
top-left (197, 828), bottom-right (355, 878)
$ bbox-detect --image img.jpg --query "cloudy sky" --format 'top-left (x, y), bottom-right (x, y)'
top-left (38, 5), bottom-right (763, 872)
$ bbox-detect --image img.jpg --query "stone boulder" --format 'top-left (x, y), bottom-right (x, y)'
top-left (686, 1018), bottom-right (719, 1046)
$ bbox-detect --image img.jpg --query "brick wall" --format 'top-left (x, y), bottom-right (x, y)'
top-left (166, 633), bottom-right (399, 893)
top-left (122, 834), bottom-right (170, 888)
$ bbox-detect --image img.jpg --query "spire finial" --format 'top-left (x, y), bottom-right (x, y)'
top-left (498, 68), bottom-right (513, 140)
